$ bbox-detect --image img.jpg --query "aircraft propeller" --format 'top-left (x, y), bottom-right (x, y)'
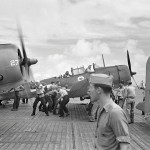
top-left (127, 50), bottom-right (136, 76)
top-left (127, 50), bottom-right (139, 88)
top-left (17, 23), bottom-right (38, 98)
top-left (17, 24), bottom-right (38, 82)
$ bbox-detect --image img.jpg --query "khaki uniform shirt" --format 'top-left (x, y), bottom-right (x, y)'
top-left (116, 86), bottom-right (126, 99)
top-left (59, 89), bottom-right (68, 97)
top-left (95, 100), bottom-right (130, 150)
top-left (126, 85), bottom-right (136, 103)
top-left (36, 84), bottom-right (45, 97)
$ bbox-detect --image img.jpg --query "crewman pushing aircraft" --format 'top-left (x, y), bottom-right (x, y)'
top-left (31, 81), bottom-right (49, 116)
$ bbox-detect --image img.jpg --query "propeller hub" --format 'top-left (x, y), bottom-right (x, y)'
top-left (131, 72), bottom-right (136, 76)
top-left (28, 58), bottom-right (38, 66)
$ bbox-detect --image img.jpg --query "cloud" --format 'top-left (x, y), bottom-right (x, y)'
top-left (139, 20), bottom-right (150, 28)
top-left (1, 0), bottom-right (150, 43)
top-left (65, 39), bottom-right (111, 58)
top-left (0, 0), bottom-right (149, 85)
top-left (33, 39), bottom-right (112, 80)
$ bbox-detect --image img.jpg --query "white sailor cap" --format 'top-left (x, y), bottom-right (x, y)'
top-left (89, 74), bottom-right (113, 87)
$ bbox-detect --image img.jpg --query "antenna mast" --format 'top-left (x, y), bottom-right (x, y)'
top-left (102, 54), bottom-right (106, 67)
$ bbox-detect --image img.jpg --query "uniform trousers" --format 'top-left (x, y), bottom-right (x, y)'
top-left (126, 98), bottom-right (135, 123)
top-left (32, 96), bottom-right (48, 115)
top-left (59, 95), bottom-right (69, 116)
top-left (13, 94), bottom-right (20, 110)
top-left (39, 95), bottom-right (53, 112)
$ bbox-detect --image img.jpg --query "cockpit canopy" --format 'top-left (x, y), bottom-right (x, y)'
top-left (71, 66), bottom-right (85, 76)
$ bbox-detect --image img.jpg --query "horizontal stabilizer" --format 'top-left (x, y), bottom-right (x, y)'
top-left (136, 102), bottom-right (145, 112)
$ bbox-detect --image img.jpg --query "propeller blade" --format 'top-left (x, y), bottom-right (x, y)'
top-left (132, 76), bottom-right (140, 89)
top-left (127, 50), bottom-right (136, 76)
top-left (17, 23), bottom-right (30, 80)
top-left (17, 22), bottom-right (37, 83)
top-left (127, 50), bottom-right (132, 74)
top-left (17, 23), bottom-right (28, 62)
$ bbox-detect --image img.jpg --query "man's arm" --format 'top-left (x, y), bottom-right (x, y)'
top-left (110, 109), bottom-right (130, 148)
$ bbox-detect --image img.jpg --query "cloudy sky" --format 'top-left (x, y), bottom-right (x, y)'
top-left (0, 0), bottom-right (150, 85)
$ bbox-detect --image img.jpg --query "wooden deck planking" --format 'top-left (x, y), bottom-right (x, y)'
top-left (0, 98), bottom-right (149, 150)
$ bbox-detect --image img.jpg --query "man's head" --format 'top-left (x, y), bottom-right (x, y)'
top-left (119, 80), bottom-right (124, 88)
top-left (51, 81), bottom-right (55, 85)
top-left (65, 84), bottom-right (68, 89)
top-left (56, 81), bottom-right (61, 86)
top-left (56, 86), bottom-right (61, 92)
top-left (88, 74), bottom-right (113, 102)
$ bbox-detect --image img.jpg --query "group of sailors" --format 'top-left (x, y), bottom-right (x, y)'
top-left (88, 79), bottom-right (136, 124)
top-left (10, 78), bottom-right (136, 125)
top-left (31, 81), bottom-right (70, 117)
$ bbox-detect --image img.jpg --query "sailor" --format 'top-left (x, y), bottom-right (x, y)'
top-left (31, 81), bottom-right (49, 116)
top-left (44, 85), bottom-right (58, 114)
top-left (38, 85), bottom-right (53, 112)
top-left (115, 80), bottom-right (126, 108)
top-left (57, 86), bottom-right (70, 117)
top-left (11, 85), bottom-right (24, 111)
top-left (85, 65), bottom-right (93, 72)
top-left (88, 74), bottom-right (130, 150)
top-left (125, 80), bottom-right (136, 124)
top-left (64, 71), bottom-right (71, 78)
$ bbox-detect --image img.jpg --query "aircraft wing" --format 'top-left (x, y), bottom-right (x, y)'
top-left (68, 79), bottom-right (89, 98)
top-left (0, 91), bottom-right (15, 100)
top-left (0, 85), bottom-right (37, 101)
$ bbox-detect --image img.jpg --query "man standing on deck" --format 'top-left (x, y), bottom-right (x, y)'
top-left (115, 80), bottom-right (126, 108)
top-left (125, 80), bottom-right (136, 124)
top-left (88, 74), bottom-right (130, 150)
top-left (11, 85), bottom-right (24, 111)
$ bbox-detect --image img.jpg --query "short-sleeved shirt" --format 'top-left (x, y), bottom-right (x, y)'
top-left (116, 87), bottom-right (125, 99)
top-left (46, 90), bottom-right (57, 97)
top-left (126, 85), bottom-right (136, 99)
top-left (36, 84), bottom-right (44, 95)
top-left (59, 89), bottom-right (68, 97)
top-left (95, 100), bottom-right (130, 150)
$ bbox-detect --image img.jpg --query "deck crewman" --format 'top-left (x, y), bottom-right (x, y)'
top-left (31, 81), bottom-right (49, 116)
top-left (57, 86), bottom-right (70, 117)
top-left (125, 80), bottom-right (136, 124)
top-left (88, 74), bottom-right (130, 150)
top-left (11, 85), bottom-right (24, 111)
top-left (115, 80), bottom-right (126, 108)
